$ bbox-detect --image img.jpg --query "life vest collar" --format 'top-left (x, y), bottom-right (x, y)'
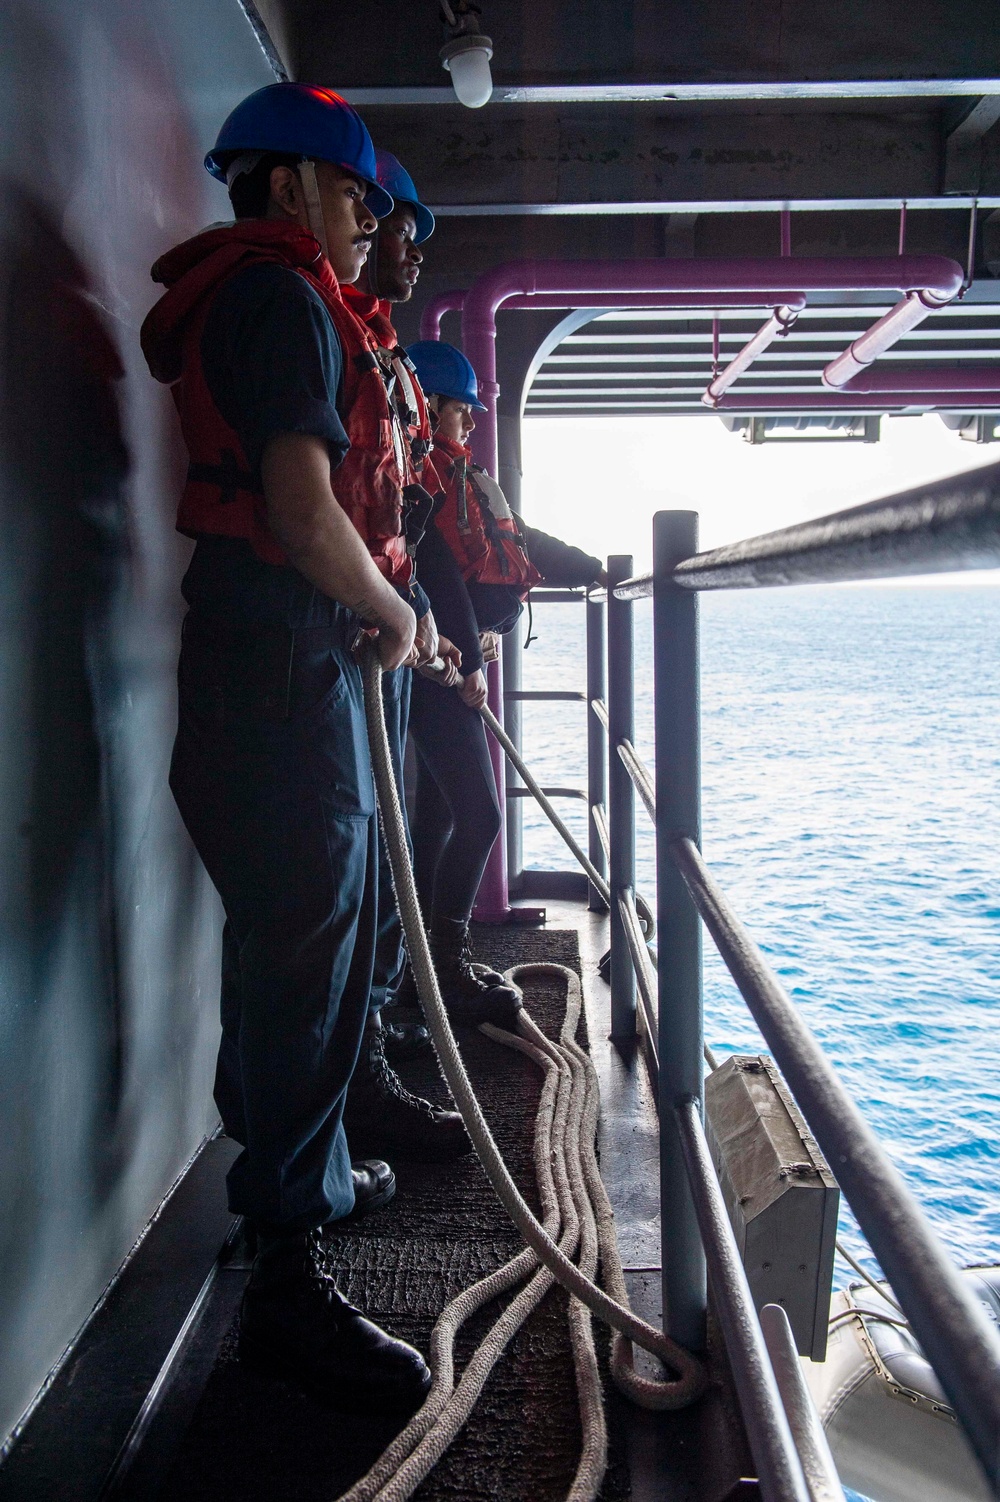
top-left (341, 283), bottom-right (400, 350)
top-left (140, 219), bottom-right (413, 586)
top-left (142, 219), bottom-right (337, 384)
top-left (432, 431), bottom-right (473, 464)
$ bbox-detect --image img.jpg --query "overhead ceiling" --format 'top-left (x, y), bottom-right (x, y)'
top-left (246, 1), bottom-right (1000, 418)
top-left (524, 291), bottom-right (1000, 418)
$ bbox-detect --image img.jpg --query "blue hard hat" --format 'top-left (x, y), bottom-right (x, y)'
top-left (406, 340), bottom-right (487, 411)
top-left (374, 150), bottom-right (435, 243)
top-left (206, 83), bottom-right (394, 218)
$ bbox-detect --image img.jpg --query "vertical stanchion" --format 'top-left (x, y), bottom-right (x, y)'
top-left (503, 606), bottom-right (525, 891)
top-left (607, 555), bottom-right (636, 1042)
top-left (654, 510), bottom-right (707, 1352)
top-left (586, 591), bottom-right (607, 913)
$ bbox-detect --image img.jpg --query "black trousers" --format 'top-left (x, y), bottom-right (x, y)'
top-left (407, 670), bottom-right (502, 924)
top-left (171, 614), bottom-right (377, 1231)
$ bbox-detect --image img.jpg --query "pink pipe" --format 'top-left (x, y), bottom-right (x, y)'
top-left (457, 253), bottom-right (962, 919)
top-left (822, 289), bottom-right (957, 389)
top-left (420, 290), bottom-right (468, 341)
top-left (420, 288), bottom-right (814, 342)
top-left (839, 367), bottom-right (1000, 394)
top-left (461, 257), bottom-right (964, 477)
top-left (702, 305), bottom-right (799, 407)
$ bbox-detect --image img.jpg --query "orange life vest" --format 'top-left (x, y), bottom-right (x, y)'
top-left (341, 285), bottom-right (436, 484)
top-left (432, 433), bottom-right (543, 592)
top-left (140, 220), bottom-right (413, 585)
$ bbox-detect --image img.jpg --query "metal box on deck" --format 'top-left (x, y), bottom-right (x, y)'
top-left (704, 1053), bottom-right (840, 1361)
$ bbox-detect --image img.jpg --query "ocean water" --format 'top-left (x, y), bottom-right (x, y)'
top-left (519, 585), bottom-right (1000, 1282)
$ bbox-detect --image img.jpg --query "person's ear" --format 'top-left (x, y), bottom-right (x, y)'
top-left (269, 165), bottom-right (302, 220)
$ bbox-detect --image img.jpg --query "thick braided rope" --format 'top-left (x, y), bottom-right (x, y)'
top-left (360, 646), bottom-right (705, 1397)
top-left (338, 1015), bottom-right (579, 1502)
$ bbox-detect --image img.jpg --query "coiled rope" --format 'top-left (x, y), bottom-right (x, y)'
top-left (341, 646), bottom-right (705, 1502)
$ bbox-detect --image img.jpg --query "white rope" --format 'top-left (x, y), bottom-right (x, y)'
top-left (337, 647), bottom-right (707, 1502)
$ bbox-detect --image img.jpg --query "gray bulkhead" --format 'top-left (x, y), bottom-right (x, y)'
top-left (0, 0), bottom-right (271, 1453)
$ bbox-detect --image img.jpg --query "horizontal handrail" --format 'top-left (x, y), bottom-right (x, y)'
top-left (591, 697), bottom-right (609, 731)
top-left (670, 833), bottom-right (1000, 1490)
top-left (527, 587), bottom-right (589, 603)
top-left (617, 889), bottom-right (659, 1072)
top-left (676, 1101), bottom-right (812, 1502)
top-left (617, 740), bottom-right (656, 825)
top-left (505, 690), bottom-right (587, 701)
top-left (612, 573), bottom-right (652, 599)
top-left (506, 785), bottom-right (588, 800)
top-left (614, 459), bottom-right (1000, 597)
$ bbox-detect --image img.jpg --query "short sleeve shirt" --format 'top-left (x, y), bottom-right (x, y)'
top-left (200, 262), bottom-right (350, 476)
top-left (197, 262), bottom-right (428, 617)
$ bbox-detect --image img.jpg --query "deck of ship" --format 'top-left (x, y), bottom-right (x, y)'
top-left (0, 902), bottom-right (755, 1502)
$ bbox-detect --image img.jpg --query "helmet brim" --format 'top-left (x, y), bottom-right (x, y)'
top-left (433, 392), bottom-right (487, 412)
top-left (377, 193), bottom-right (435, 243)
top-left (205, 149), bottom-right (394, 219)
top-left (364, 181), bottom-right (395, 219)
top-left (412, 201), bottom-right (436, 244)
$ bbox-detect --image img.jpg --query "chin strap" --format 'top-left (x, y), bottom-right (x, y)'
top-left (366, 226), bottom-right (382, 297)
top-left (297, 158), bottom-right (329, 261)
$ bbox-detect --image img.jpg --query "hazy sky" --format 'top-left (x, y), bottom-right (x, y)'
top-left (520, 414), bottom-right (999, 576)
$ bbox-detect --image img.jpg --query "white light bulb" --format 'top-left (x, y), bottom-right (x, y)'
top-left (441, 36), bottom-right (494, 108)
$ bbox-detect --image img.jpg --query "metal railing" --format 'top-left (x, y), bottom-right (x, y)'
top-left (587, 460), bottom-right (1000, 1499)
top-left (505, 460), bottom-right (1000, 1497)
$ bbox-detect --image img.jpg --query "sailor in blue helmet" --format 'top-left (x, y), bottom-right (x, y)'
top-left (405, 340), bottom-right (605, 999)
top-left (139, 82), bottom-right (465, 1410)
top-left (337, 152), bottom-right (445, 1133)
top-left (339, 155), bottom-right (525, 1059)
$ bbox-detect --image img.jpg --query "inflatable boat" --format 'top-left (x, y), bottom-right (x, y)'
top-left (803, 1266), bottom-right (1000, 1502)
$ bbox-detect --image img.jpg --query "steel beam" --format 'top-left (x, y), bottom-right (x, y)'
top-left (944, 95), bottom-right (1000, 194)
top-left (431, 197), bottom-right (1000, 215)
top-left (343, 82), bottom-right (1000, 105)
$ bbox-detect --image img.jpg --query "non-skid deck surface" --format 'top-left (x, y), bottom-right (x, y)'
top-left (156, 928), bottom-right (630, 1501)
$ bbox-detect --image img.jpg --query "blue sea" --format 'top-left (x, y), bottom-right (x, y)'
top-left (520, 586), bottom-right (1000, 1285)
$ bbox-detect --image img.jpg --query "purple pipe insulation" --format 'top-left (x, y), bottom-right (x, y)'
top-left (461, 257), bottom-right (964, 476)
top-left (822, 289), bottom-right (958, 389)
top-left (419, 288), bottom-right (812, 341)
top-left (702, 305), bottom-right (799, 407)
top-left (458, 252), bottom-right (963, 919)
top-left (420, 289), bottom-right (468, 341)
top-left (839, 367), bottom-right (1000, 394)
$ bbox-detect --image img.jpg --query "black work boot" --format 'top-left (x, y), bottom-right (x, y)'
top-left (239, 1228), bottom-right (431, 1413)
top-left (343, 1015), bottom-right (472, 1159)
top-left (382, 1010), bottom-right (433, 1062)
top-left (429, 917), bottom-right (523, 1028)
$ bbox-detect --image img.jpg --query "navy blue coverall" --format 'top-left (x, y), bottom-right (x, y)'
top-left (169, 264), bottom-right (426, 1231)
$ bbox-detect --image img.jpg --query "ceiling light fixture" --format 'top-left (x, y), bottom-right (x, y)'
top-left (439, 1), bottom-right (494, 109)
